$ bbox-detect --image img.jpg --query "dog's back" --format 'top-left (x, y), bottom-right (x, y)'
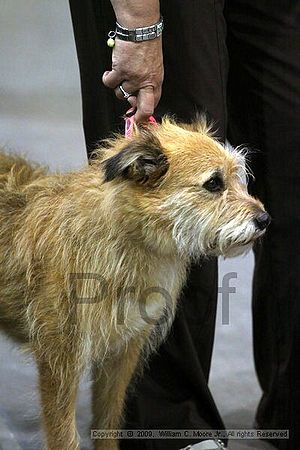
top-left (0, 152), bottom-right (47, 341)
top-left (0, 151), bottom-right (46, 189)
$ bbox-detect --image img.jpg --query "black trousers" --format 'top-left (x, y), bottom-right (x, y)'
top-left (69, 1), bottom-right (300, 449)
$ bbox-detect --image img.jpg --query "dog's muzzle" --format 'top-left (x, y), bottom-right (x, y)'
top-left (253, 211), bottom-right (271, 231)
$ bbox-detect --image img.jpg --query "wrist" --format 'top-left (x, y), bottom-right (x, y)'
top-left (116, 12), bottom-right (160, 29)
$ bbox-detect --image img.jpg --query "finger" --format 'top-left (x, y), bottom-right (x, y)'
top-left (121, 80), bottom-right (139, 94)
top-left (114, 86), bottom-right (136, 101)
top-left (135, 87), bottom-right (155, 123)
top-left (102, 70), bottom-right (123, 89)
top-left (154, 86), bottom-right (162, 109)
top-left (127, 96), bottom-right (137, 109)
top-left (114, 86), bottom-right (126, 101)
top-left (115, 80), bottom-right (138, 101)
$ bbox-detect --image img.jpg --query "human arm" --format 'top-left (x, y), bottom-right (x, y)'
top-left (102, 0), bottom-right (163, 122)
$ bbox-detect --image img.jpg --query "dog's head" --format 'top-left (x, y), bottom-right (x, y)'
top-left (99, 117), bottom-right (270, 258)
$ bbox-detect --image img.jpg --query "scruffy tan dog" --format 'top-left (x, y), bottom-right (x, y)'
top-left (0, 118), bottom-right (269, 450)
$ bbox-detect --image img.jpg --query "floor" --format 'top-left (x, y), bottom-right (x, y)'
top-left (0, 1), bottom-right (274, 449)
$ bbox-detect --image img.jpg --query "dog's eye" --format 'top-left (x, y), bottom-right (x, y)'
top-left (203, 176), bottom-right (224, 193)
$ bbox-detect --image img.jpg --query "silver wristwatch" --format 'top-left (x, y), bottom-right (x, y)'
top-left (115, 16), bottom-right (164, 42)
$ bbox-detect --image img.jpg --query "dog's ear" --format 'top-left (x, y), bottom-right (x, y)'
top-left (102, 130), bottom-right (169, 186)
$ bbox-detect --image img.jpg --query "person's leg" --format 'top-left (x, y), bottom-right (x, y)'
top-left (69, 1), bottom-right (228, 449)
top-left (69, 0), bottom-right (228, 147)
top-left (226, 2), bottom-right (300, 448)
top-left (69, 0), bottom-right (123, 152)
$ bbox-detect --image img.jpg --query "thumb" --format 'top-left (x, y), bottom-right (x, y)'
top-left (102, 70), bottom-right (123, 89)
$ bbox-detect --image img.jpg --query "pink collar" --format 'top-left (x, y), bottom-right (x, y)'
top-left (125, 114), bottom-right (157, 138)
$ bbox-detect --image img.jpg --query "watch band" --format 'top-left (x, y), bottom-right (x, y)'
top-left (115, 16), bottom-right (164, 42)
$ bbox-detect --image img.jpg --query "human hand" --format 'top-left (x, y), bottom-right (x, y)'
top-left (102, 37), bottom-right (164, 122)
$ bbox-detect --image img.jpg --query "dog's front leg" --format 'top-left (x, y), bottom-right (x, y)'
top-left (38, 357), bottom-right (81, 450)
top-left (91, 339), bottom-right (142, 450)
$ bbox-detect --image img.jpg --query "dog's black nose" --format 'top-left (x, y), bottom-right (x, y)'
top-left (254, 211), bottom-right (271, 231)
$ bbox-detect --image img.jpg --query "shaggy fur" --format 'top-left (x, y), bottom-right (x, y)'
top-left (0, 118), bottom-right (268, 449)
